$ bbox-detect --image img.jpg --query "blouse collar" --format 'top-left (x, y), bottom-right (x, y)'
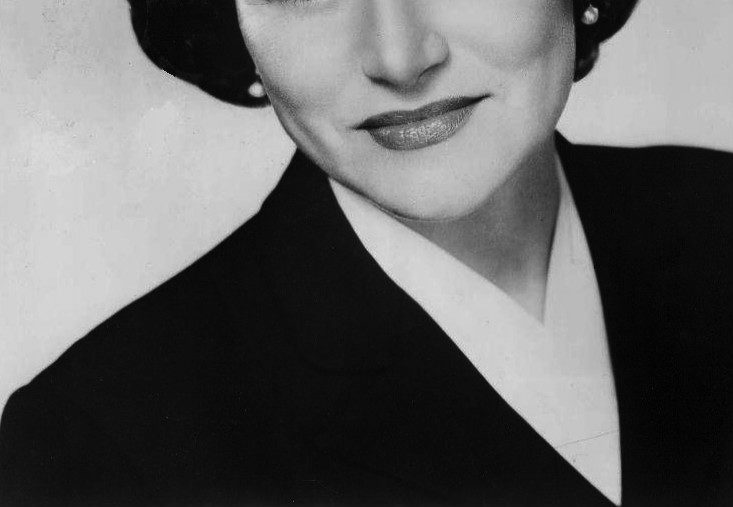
top-left (329, 157), bottom-right (621, 504)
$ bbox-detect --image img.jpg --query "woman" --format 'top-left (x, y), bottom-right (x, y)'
top-left (1, 0), bottom-right (732, 505)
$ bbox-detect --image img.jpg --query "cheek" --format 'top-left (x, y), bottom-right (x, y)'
top-left (449, 0), bottom-right (574, 86)
top-left (473, 1), bottom-right (575, 124)
top-left (238, 13), bottom-right (347, 119)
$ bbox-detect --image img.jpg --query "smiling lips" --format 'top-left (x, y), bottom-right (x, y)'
top-left (357, 95), bottom-right (487, 151)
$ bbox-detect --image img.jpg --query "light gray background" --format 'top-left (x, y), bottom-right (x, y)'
top-left (1, 0), bottom-right (732, 414)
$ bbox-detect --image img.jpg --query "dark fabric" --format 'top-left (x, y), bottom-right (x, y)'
top-left (2, 134), bottom-right (732, 506)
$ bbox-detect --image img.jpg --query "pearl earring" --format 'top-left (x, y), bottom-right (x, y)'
top-left (581, 4), bottom-right (600, 25)
top-left (248, 80), bottom-right (266, 99)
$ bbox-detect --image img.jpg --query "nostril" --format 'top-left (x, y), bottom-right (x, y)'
top-left (361, 29), bottom-right (449, 91)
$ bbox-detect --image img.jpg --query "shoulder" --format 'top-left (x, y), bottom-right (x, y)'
top-left (567, 141), bottom-right (733, 199)
top-left (31, 215), bottom-right (268, 390)
top-left (0, 208), bottom-right (288, 500)
top-left (574, 139), bottom-right (733, 250)
top-left (571, 141), bottom-right (733, 168)
top-left (562, 139), bottom-right (733, 236)
top-left (3, 209), bottom-right (277, 438)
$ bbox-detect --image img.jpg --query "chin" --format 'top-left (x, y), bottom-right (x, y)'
top-left (368, 180), bottom-right (497, 223)
top-left (376, 160), bottom-right (515, 223)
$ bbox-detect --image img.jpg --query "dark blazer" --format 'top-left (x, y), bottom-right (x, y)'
top-left (2, 135), bottom-right (733, 506)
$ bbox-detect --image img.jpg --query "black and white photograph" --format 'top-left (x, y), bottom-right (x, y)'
top-left (1, 0), bottom-right (732, 505)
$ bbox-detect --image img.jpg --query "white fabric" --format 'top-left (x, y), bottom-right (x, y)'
top-left (329, 163), bottom-right (622, 505)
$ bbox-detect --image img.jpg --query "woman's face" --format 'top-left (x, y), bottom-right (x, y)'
top-left (236, 0), bottom-right (576, 219)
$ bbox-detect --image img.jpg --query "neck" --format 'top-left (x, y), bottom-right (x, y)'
top-left (399, 142), bottom-right (560, 322)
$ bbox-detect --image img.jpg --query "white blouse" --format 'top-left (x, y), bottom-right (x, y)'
top-left (329, 162), bottom-right (622, 505)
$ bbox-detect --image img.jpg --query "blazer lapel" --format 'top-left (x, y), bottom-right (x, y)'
top-left (246, 148), bottom-right (615, 505)
top-left (557, 134), bottom-right (733, 505)
top-left (559, 134), bottom-right (682, 505)
top-left (310, 320), bottom-right (617, 505)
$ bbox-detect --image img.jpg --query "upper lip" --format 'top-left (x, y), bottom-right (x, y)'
top-left (356, 95), bottom-right (487, 129)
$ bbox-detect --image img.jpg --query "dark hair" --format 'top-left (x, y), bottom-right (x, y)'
top-left (127, 0), bottom-right (639, 108)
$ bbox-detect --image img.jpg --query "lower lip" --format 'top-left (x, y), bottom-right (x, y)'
top-left (364, 102), bottom-right (480, 151)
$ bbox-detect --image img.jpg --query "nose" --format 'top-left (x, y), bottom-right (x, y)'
top-left (360, 0), bottom-right (449, 91)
